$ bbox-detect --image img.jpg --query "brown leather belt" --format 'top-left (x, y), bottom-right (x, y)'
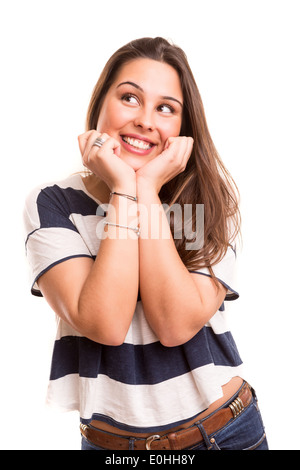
top-left (80, 382), bottom-right (252, 450)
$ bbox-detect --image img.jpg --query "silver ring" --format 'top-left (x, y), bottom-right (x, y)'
top-left (92, 136), bottom-right (107, 149)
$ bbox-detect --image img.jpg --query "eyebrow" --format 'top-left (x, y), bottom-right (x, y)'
top-left (116, 81), bottom-right (183, 108)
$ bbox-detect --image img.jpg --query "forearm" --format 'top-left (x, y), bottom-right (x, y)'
top-left (137, 182), bottom-right (203, 346)
top-left (78, 190), bottom-right (139, 345)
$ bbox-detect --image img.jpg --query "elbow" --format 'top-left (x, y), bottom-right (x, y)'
top-left (100, 335), bottom-right (126, 347)
top-left (76, 295), bottom-right (135, 345)
top-left (159, 334), bottom-right (190, 348)
top-left (156, 327), bottom-right (197, 348)
top-left (102, 325), bottom-right (129, 346)
top-left (155, 317), bottom-right (205, 348)
top-left (87, 318), bottom-right (130, 346)
top-left (82, 325), bottom-right (128, 346)
top-left (76, 309), bottom-right (130, 346)
top-left (159, 337), bottom-right (180, 348)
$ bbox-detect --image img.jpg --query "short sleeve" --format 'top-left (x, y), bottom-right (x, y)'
top-left (189, 246), bottom-right (239, 301)
top-left (23, 183), bottom-right (95, 297)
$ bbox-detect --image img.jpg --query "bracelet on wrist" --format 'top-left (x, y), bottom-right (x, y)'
top-left (104, 221), bottom-right (140, 237)
top-left (110, 191), bottom-right (137, 202)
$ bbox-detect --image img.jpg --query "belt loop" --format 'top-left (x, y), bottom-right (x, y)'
top-left (250, 385), bottom-right (257, 400)
top-left (196, 423), bottom-right (213, 450)
top-left (167, 432), bottom-right (181, 450)
top-left (129, 437), bottom-right (135, 450)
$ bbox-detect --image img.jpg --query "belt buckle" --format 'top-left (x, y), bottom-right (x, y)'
top-left (146, 434), bottom-right (160, 450)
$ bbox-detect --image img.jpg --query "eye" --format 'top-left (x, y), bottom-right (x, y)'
top-left (121, 93), bottom-right (139, 105)
top-left (157, 104), bottom-right (175, 114)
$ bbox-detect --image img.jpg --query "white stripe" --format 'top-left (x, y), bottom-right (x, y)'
top-left (55, 306), bottom-right (230, 344)
top-left (55, 304), bottom-right (159, 344)
top-left (56, 318), bottom-right (83, 340)
top-left (46, 364), bottom-right (245, 429)
top-left (69, 213), bottom-right (102, 256)
top-left (27, 227), bottom-right (93, 293)
top-left (123, 302), bottom-right (158, 344)
top-left (193, 246), bottom-right (238, 296)
top-left (205, 310), bottom-right (230, 335)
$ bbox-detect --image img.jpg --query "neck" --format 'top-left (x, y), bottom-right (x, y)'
top-left (82, 173), bottom-right (111, 203)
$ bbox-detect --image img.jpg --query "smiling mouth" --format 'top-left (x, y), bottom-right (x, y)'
top-left (121, 136), bottom-right (154, 151)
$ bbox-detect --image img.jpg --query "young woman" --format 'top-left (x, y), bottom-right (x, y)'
top-left (24, 37), bottom-right (268, 450)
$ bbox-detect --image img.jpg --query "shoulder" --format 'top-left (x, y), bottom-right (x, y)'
top-left (25, 174), bottom-right (84, 204)
top-left (24, 173), bottom-right (93, 215)
top-left (23, 174), bottom-right (87, 232)
top-left (24, 174), bottom-right (80, 209)
top-left (190, 245), bottom-right (239, 301)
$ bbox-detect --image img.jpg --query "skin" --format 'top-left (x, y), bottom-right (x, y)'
top-left (38, 58), bottom-right (242, 433)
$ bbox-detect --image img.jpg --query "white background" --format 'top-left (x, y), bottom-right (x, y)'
top-left (1, 0), bottom-right (299, 450)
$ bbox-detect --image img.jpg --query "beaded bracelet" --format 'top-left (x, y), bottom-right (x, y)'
top-left (110, 191), bottom-right (137, 202)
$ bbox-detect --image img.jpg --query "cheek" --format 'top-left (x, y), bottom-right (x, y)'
top-left (160, 119), bottom-right (182, 141)
top-left (97, 103), bottom-right (130, 132)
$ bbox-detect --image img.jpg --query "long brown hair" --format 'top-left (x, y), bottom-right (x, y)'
top-left (86, 37), bottom-right (241, 271)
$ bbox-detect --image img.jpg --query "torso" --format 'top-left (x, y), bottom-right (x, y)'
top-left (82, 174), bottom-right (243, 436)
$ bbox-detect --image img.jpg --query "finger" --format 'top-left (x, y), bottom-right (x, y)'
top-left (168, 136), bottom-right (192, 172)
top-left (81, 130), bottom-right (101, 166)
top-left (84, 133), bottom-right (122, 169)
top-left (184, 137), bottom-right (194, 159)
top-left (90, 133), bottom-right (121, 158)
top-left (181, 137), bottom-right (194, 169)
top-left (88, 132), bottom-right (109, 154)
top-left (163, 136), bottom-right (176, 150)
top-left (78, 130), bottom-right (96, 156)
top-left (84, 132), bottom-right (110, 165)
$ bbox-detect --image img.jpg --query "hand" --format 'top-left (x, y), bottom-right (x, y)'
top-left (78, 130), bottom-right (136, 192)
top-left (136, 136), bottom-right (194, 194)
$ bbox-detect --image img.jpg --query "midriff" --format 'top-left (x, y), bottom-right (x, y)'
top-left (90, 376), bottom-right (243, 438)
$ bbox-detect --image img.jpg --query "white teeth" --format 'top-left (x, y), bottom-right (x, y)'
top-left (123, 136), bottom-right (152, 150)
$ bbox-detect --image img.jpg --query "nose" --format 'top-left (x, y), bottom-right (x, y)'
top-left (134, 106), bottom-right (154, 131)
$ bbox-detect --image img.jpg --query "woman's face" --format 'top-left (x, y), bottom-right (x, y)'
top-left (96, 58), bottom-right (183, 171)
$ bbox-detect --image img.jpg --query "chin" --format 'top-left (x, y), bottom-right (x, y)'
top-left (121, 155), bottom-right (153, 172)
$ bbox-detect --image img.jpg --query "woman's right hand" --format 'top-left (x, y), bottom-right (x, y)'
top-left (78, 130), bottom-right (136, 193)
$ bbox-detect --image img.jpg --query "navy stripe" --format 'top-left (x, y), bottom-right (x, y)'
top-left (49, 327), bottom-right (242, 383)
top-left (80, 409), bottom-right (203, 432)
top-left (37, 185), bottom-right (99, 232)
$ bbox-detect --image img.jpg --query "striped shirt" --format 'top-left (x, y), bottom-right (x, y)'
top-left (24, 174), bottom-right (244, 432)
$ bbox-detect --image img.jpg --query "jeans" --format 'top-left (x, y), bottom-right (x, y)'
top-left (81, 384), bottom-right (268, 451)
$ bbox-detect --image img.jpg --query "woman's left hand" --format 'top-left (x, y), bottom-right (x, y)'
top-left (136, 136), bottom-right (194, 193)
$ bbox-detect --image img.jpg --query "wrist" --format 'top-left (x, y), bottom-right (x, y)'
top-left (112, 180), bottom-right (137, 199)
top-left (136, 176), bottom-right (159, 199)
top-left (106, 190), bottom-right (138, 228)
